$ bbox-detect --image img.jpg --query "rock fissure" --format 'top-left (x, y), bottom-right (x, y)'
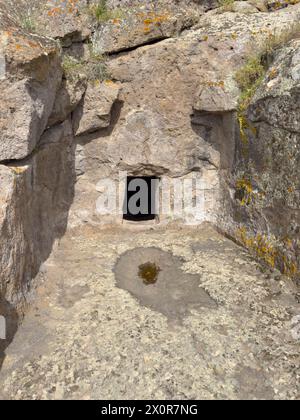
top-left (106, 36), bottom-right (173, 57)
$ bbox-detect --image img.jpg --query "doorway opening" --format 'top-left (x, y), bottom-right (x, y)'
top-left (123, 176), bottom-right (159, 222)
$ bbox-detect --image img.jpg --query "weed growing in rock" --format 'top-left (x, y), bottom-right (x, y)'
top-left (0, 0), bottom-right (41, 33)
top-left (19, 12), bottom-right (37, 32)
top-left (236, 22), bottom-right (300, 113)
top-left (235, 177), bottom-right (254, 206)
top-left (88, 0), bottom-right (124, 24)
top-left (264, 22), bottom-right (300, 57)
top-left (88, 47), bottom-right (110, 81)
top-left (235, 56), bottom-right (266, 113)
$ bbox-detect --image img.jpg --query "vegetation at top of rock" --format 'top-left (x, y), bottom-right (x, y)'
top-left (88, 0), bottom-right (124, 24)
top-left (236, 22), bottom-right (300, 113)
top-left (235, 22), bottom-right (300, 157)
top-left (0, 0), bottom-right (41, 32)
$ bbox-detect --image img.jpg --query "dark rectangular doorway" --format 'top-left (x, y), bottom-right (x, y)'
top-left (123, 176), bottom-right (159, 222)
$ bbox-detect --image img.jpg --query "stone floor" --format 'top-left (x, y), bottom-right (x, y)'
top-left (0, 223), bottom-right (299, 400)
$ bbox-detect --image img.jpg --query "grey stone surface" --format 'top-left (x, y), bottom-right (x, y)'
top-left (0, 120), bottom-right (75, 314)
top-left (226, 38), bottom-right (300, 283)
top-left (0, 32), bottom-right (62, 160)
top-left (0, 225), bottom-right (298, 400)
top-left (115, 247), bottom-right (217, 321)
top-left (73, 81), bottom-right (121, 136)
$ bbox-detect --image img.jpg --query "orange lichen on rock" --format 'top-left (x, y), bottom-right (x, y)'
top-left (136, 10), bottom-right (171, 33)
top-left (46, 0), bottom-right (79, 18)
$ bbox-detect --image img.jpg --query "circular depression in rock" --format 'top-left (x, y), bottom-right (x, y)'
top-left (114, 247), bottom-right (217, 320)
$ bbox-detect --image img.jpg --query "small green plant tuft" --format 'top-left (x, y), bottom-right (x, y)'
top-left (20, 13), bottom-right (36, 32)
top-left (88, 0), bottom-right (124, 24)
top-left (92, 0), bottom-right (109, 22)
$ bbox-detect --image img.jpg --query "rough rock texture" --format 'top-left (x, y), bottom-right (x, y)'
top-left (0, 120), bottom-right (75, 313)
top-left (0, 31), bottom-right (62, 160)
top-left (92, 4), bottom-right (200, 55)
top-left (71, 4), bottom-right (300, 227)
top-left (48, 76), bottom-right (87, 127)
top-left (73, 80), bottom-right (121, 136)
top-left (194, 84), bottom-right (239, 113)
top-left (226, 38), bottom-right (300, 283)
top-left (0, 225), bottom-right (298, 400)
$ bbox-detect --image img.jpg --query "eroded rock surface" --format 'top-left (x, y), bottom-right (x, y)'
top-left (0, 226), bottom-right (298, 400)
top-left (227, 37), bottom-right (300, 284)
top-left (0, 120), bottom-right (75, 313)
top-left (73, 80), bottom-right (121, 135)
top-left (0, 31), bottom-right (62, 160)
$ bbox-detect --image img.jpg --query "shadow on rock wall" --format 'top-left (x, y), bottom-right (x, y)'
top-left (0, 118), bottom-right (76, 340)
top-left (0, 298), bottom-right (18, 370)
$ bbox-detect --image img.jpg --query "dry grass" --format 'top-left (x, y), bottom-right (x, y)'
top-left (87, 0), bottom-right (124, 25)
top-left (0, 0), bottom-right (42, 32)
top-left (62, 48), bottom-right (110, 83)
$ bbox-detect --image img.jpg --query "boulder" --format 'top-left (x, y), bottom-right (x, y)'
top-left (92, 3), bottom-right (200, 55)
top-left (73, 80), bottom-right (121, 136)
top-left (48, 76), bottom-right (88, 127)
top-left (194, 82), bottom-right (239, 113)
top-left (0, 30), bottom-right (62, 161)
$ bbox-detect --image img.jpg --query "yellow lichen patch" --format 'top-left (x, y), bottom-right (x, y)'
top-left (282, 257), bottom-right (298, 277)
top-left (236, 177), bottom-right (254, 206)
top-left (237, 228), bottom-right (277, 269)
top-left (268, 68), bottom-right (278, 80)
top-left (237, 113), bottom-right (257, 158)
top-left (237, 228), bottom-right (299, 278)
top-left (137, 10), bottom-right (171, 33)
top-left (104, 79), bottom-right (117, 87)
top-left (10, 166), bottom-right (27, 175)
top-left (201, 80), bottom-right (225, 89)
